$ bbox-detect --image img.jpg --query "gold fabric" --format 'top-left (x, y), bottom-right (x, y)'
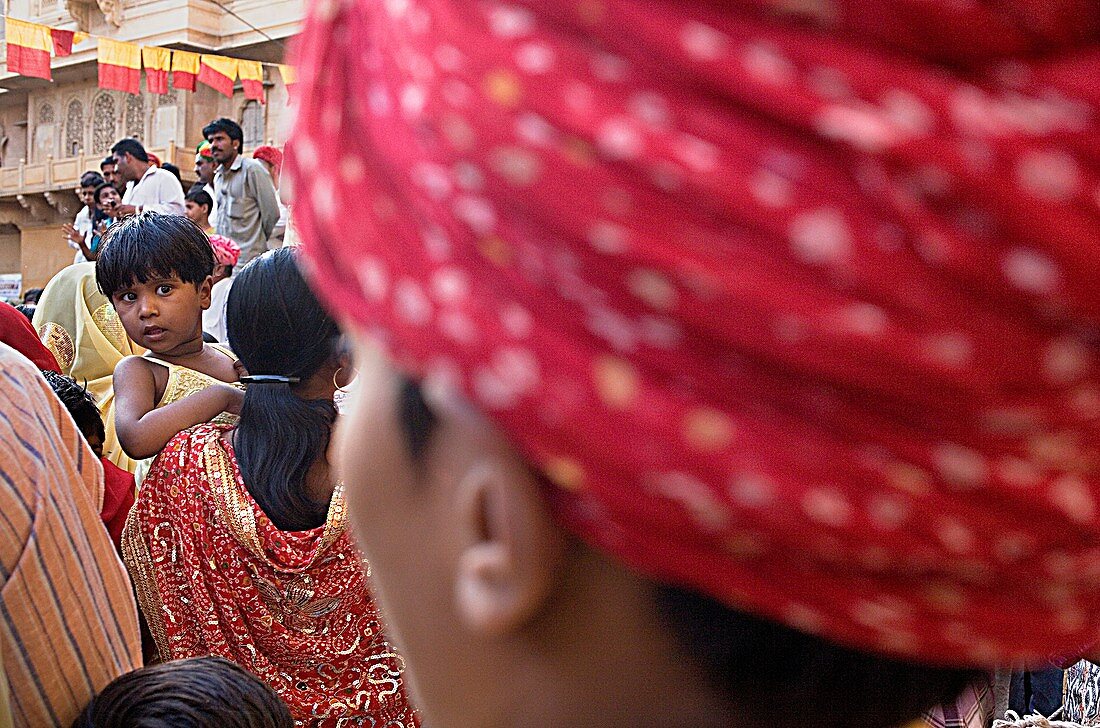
top-left (32, 263), bottom-right (144, 473)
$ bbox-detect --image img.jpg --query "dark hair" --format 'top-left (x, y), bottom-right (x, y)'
top-left (161, 162), bottom-right (183, 184)
top-left (110, 138), bottom-right (148, 163)
top-left (96, 212), bottom-right (215, 300)
top-left (21, 287), bottom-right (42, 304)
top-left (100, 155), bottom-right (115, 170)
top-left (80, 171), bottom-right (105, 189)
top-left (392, 381), bottom-right (979, 726)
top-left (72, 656), bottom-right (294, 728)
top-left (185, 188), bottom-right (213, 213)
top-left (93, 182), bottom-right (118, 205)
top-left (203, 117), bottom-right (244, 152)
top-left (41, 370), bottom-right (104, 444)
top-left (14, 303), bottom-right (35, 323)
top-left (227, 247), bottom-right (339, 531)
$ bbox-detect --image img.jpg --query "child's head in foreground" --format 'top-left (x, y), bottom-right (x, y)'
top-left (72, 656), bottom-right (294, 728)
top-left (41, 370), bottom-right (104, 458)
top-left (95, 212), bottom-right (216, 354)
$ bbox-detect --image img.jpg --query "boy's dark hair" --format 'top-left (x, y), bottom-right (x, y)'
top-left (228, 247), bottom-right (339, 531)
top-left (185, 187), bottom-right (213, 213)
top-left (96, 212), bottom-right (215, 300)
top-left (80, 171), bottom-right (105, 189)
top-left (41, 370), bottom-right (104, 444)
top-left (100, 155), bottom-right (115, 170)
top-left (14, 304), bottom-right (35, 323)
top-left (202, 117), bottom-right (244, 152)
top-left (93, 182), bottom-right (118, 205)
top-left (21, 287), bottom-right (42, 304)
top-left (110, 138), bottom-right (148, 163)
top-left (72, 656), bottom-right (294, 728)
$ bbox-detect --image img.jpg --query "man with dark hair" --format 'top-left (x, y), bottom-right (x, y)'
top-left (202, 117), bottom-right (279, 266)
top-left (192, 140), bottom-right (219, 226)
top-left (110, 137), bottom-right (185, 217)
top-left (100, 155), bottom-right (116, 186)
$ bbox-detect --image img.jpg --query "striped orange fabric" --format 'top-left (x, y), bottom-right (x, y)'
top-left (0, 344), bottom-right (141, 727)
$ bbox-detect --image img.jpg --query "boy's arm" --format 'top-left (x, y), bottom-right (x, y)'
top-left (112, 356), bottom-right (243, 460)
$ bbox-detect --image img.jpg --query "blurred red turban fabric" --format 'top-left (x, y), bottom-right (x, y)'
top-left (289, 0), bottom-right (1100, 666)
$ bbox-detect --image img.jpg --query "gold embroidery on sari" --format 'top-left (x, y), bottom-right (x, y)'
top-left (39, 322), bottom-right (74, 371)
top-left (91, 303), bottom-right (128, 352)
top-left (120, 506), bottom-right (171, 660)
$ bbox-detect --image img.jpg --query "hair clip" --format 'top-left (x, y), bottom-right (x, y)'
top-left (239, 375), bottom-right (301, 385)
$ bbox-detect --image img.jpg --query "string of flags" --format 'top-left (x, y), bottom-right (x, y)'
top-left (4, 16), bottom-right (297, 104)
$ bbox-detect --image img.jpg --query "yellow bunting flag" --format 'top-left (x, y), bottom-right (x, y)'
top-left (238, 59), bottom-right (264, 103)
top-left (198, 54), bottom-right (237, 97)
top-left (170, 50), bottom-right (199, 91)
top-left (97, 38), bottom-right (141, 94)
top-left (6, 18), bottom-right (53, 80)
top-left (141, 46), bottom-right (171, 94)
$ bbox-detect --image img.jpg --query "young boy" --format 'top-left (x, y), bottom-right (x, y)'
top-left (96, 212), bottom-right (243, 462)
top-left (184, 188), bottom-right (215, 233)
top-left (41, 370), bottom-right (134, 549)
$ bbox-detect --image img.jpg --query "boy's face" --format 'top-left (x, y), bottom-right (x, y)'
top-left (110, 273), bottom-right (213, 354)
top-left (78, 185), bottom-right (96, 207)
top-left (184, 199), bottom-right (209, 225)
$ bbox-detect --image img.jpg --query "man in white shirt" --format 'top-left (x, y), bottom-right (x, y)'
top-left (110, 138), bottom-right (185, 217)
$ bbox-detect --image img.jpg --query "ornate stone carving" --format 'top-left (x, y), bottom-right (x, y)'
top-left (16, 194), bottom-right (49, 222)
top-left (45, 191), bottom-right (81, 219)
top-left (65, 0), bottom-right (122, 31)
top-left (92, 92), bottom-right (117, 156)
top-left (65, 99), bottom-right (84, 157)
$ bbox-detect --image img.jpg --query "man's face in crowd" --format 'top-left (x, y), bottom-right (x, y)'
top-left (206, 131), bottom-right (238, 165)
top-left (101, 163), bottom-right (115, 185)
top-left (112, 152), bottom-right (139, 185)
top-left (78, 184), bottom-right (95, 208)
top-left (195, 154), bottom-right (216, 185)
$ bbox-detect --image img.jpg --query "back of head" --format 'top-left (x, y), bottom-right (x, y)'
top-left (73, 656), bottom-right (294, 728)
top-left (99, 155), bottom-right (114, 170)
top-left (41, 370), bottom-right (104, 443)
top-left (161, 163), bottom-right (182, 183)
top-left (110, 137), bottom-right (148, 163)
top-left (227, 247), bottom-right (340, 530)
top-left (95, 212), bottom-right (214, 300)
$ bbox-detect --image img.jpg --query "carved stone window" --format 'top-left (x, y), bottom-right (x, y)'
top-left (124, 94), bottom-right (145, 141)
top-left (65, 99), bottom-right (84, 157)
top-left (38, 103), bottom-right (55, 125)
top-left (35, 102), bottom-right (56, 161)
top-left (92, 92), bottom-right (117, 156)
top-left (241, 100), bottom-right (264, 149)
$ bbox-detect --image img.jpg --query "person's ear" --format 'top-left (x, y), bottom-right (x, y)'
top-left (452, 460), bottom-right (566, 636)
top-left (198, 275), bottom-right (213, 309)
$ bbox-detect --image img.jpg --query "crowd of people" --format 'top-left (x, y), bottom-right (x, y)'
top-left (0, 1), bottom-right (1098, 727)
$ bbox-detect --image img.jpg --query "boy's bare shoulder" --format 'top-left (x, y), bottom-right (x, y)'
top-left (114, 354), bottom-right (158, 380)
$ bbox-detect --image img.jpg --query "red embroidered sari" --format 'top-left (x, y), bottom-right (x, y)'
top-left (122, 423), bottom-right (419, 727)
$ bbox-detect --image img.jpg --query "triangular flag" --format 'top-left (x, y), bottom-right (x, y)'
top-left (198, 54), bottom-right (238, 97)
top-left (50, 28), bottom-right (75, 57)
top-left (6, 18), bottom-right (53, 81)
top-left (141, 46), bottom-right (171, 94)
top-left (238, 60), bottom-right (264, 104)
top-left (171, 50), bottom-right (199, 91)
top-left (98, 38), bottom-right (141, 94)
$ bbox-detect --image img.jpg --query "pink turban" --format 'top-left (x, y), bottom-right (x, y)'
top-left (207, 234), bottom-right (240, 268)
top-left (288, 0), bottom-right (1100, 666)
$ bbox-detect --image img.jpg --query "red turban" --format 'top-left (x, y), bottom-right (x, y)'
top-left (252, 145), bottom-right (284, 176)
top-left (207, 233), bottom-right (241, 267)
top-left (288, 0), bottom-right (1100, 666)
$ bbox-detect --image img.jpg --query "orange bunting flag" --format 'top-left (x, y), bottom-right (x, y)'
top-left (198, 54), bottom-right (237, 97)
top-left (50, 28), bottom-right (75, 57)
top-left (278, 64), bottom-right (297, 96)
top-left (7, 18), bottom-right (53, 80)
top-left (238, 60), bottom-right (264, 103)
top-left (171, 50), bottom-right (199, 91)
top-left (141, 46), bottom-right (171, 94)
top-left (98, 38), bottom-right (141, 94)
